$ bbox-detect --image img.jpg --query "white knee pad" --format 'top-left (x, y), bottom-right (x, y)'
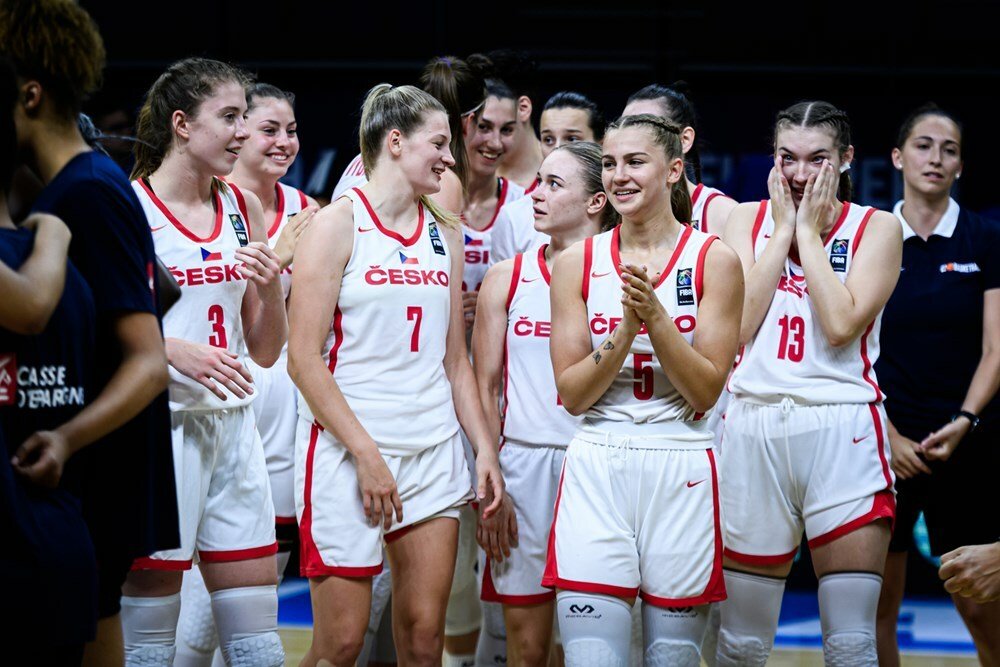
top-left (817, 573), bottom-right (881, 667)
top-left (209, 585), bottom-right (283, 667)
top-left (473, 601), bottom-right (508, 666)
top-left (642, 603), bottom-right (708, 667)
top-left (556, 592), bottom-right (632, 667)
top-left (715, 570), bottom-right (785, 667)
top-left (177, 566), bottom-right (219, 666)
top-left (121, 593), bottom-right (182, 667)
top-left (700, 603), bottom-right (721, 667)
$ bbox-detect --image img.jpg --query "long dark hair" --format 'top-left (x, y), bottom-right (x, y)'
top-left (543, 91), bottom-right (605, 141)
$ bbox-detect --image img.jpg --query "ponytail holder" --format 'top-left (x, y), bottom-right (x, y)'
top-left (839, 162), bottom-right (851, 174)
top-left (441, 57), bottom-right (452, 68)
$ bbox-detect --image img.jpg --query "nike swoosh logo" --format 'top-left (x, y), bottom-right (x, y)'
top-left (521, 277), bottom-right (539, 283)
top-left (150, 225), bottom-right (167, 232)
top-left (686, 479), bottom-right (706, 488)
top-left (852, 436), bottom-right (869, 444)
top-left (763, 233), bottom-right (772, 239)
top-left (358, 226), bottom-right (375, 233)
top-left (591, 270), bottom-right (612, 278)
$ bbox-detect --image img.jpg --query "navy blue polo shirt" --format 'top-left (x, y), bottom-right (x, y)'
top-left (31, 150), bottom-right (179, 559)
top-left (0, 226), bottom-right (98, 643)
top-left (876, 199), bottom-right (1000, 436)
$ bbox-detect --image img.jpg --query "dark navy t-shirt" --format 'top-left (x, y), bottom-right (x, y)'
top-left (31, 151), bottom-right (178, 559)
top-left (877, 202), bottom-right (1000, 436)
top-left (0, 226), bottom-right (98, 643)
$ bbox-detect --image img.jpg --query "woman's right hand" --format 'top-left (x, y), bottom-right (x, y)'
top-left (165, 338), bottom-right (254, 400)
top-left (355, 450), bottom-right (403, 530)
top-left (22, 212), bottom-right (71, 247)
top-left (273, 207), bottom-right (318, 269)
top-left (889, 428), bottom-right (932, 479)
top-left (767, 161), bottom-right (796, 234)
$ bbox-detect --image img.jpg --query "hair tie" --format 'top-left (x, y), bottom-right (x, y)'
top-left (839, 162), bottom-right (851, 174)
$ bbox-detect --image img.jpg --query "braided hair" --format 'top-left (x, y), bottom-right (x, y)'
top-left (774, 101), bottom-right (854, 201)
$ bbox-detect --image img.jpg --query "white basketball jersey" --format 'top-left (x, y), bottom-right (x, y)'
top-left (689, 183), bottom-right (728, 234)
top-left (462, 177), bottom-right (526, 292)
top-left (330, 153), bottom-right (368, 201)
top-left (298, 187), bottom-right (459, 455)
top-left (490, 191), bottom-right (549, 267)
top-left (266, 182), bottom-right (308, 299)
top-left (729, 200), bottom-right (884, 404)
top-left (501, 245), bottom-right (581, 447)
top-left (134, 178), bottom-right (254, 412)
top-left (585, 225), bottom-right (718, 426)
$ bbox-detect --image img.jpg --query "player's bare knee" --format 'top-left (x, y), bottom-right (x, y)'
top-left (313, 635), bottom-right (365, 667)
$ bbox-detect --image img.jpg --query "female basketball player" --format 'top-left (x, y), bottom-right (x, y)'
top-left (875, 104), bottom-right (1000, 666)
top-left (122, 58), bottom-right (287, 667)
top-left (474, 141), bottom-right (616, 666)
top-left (173, 82), bottom-right (319, 667)
top-left (488, 50), bottom-right (542, 190)
top-left (287, 84), bottom-right (503, 667)
top-left (546, 114), bottom-right (744, 666)
top-left (623, 84), bottom-right (737, 237)
top-left (491, 91), bottom-right (605, 266)
top-left (2, 3), bottom-right (177, 663)
top-left (716, 102), bottom-right (902, 667)
top-left (460, 78), bottom-right (526, 325)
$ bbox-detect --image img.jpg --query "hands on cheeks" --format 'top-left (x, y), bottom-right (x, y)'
top-left (795, 159), bottom-right (839, 238)
top-left (768, 161), bottom-right (796, 232)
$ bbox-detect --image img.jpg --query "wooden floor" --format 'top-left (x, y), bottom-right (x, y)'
top-left (277, 627), bottom-right (979, 666)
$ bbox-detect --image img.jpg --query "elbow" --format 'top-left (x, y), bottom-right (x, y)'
top-left (562, 401), bottom-right (587, 417)
top-left (824, 326), bottom-right (857, 349)
top-left (556, 383), bottom-right (588, 416)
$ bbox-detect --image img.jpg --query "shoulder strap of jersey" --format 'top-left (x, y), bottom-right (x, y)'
top-left (851, 208), bottom-right (878, 257)
top-left (751, 200), bottom-right (769, 246)
top-left (506, 253), bottom-right (524, 312)
top-left (582, 237), bottom-right (594, 301)
top-left (695, 235), bottom-right (720, 302)
top-left (297, 187), bottom-right (309, 209)
top-left (227, 181), bottom-right (250, 223)
top-left (701, 192), bottom-right (724, 233)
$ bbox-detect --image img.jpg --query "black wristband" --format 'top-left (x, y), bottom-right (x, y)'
top-left (952, 410), bottom-right (980, 432)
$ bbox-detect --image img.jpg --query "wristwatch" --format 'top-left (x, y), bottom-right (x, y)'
top-left (951, 410), bottom-right (980, 432)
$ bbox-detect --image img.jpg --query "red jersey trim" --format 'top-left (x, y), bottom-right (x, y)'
top-left (131, 557), bottom-right (193, 572)
top-left (751, 200), bottom-right (768, 247)
top-left (351, 187), bottom-right (425, 247)
top-left (199, 543), bottom-right (278, 563)
top-left (723, 546), bottom-right (798, 566)
top-left (481, 551), bottom-right (555, 603)
top-left (610, 224), bottom-right (693, 289)
top-left (482, 177), bottom-right (511, 232)
top-left (297, 188), bottom-right (309, 209)
top-left (229, 182), bottom-right (250, 229)
top-left (807, 490), bottom-right (895, 549)
top-left (138, 178), bottom-right (224, 244)
top-left (823, 201), bottom-right (852, 247)
top-left (537, 244), bottom-right (551, 286)
top-left (869, 402), bottom-right (894, 489)
top-left (525, 178), bottom-right (539, 195)
top-left (859, 320), bottom-right (883, 402)
top-left (506, 253), bottom-right (524, 311)
top-left (582, 238), bottom-right (594, 301)
top-left (691, 182), bottom-right (705, 206)
top-left (326, 306), bottom-right (344, 375)
top-left (851, 208), bottom-right (877, 257)
top-left (700, 192), bottom-right (723, 234)
top-left (267, 183), bottom-right (285, 239)
top-left (275, 516), bottom-right (297, 525)
top-left (694, 235), bottom-right (719, 302)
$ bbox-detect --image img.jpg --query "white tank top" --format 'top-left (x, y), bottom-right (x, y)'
top-left (501, 245), bottom-right (581, 448)
top-left (584, 225), bottom-right (718, 429)
top-left (489, 181), bottom-right (548, 267)
top-left (462, 177), bottom-right (526, 292)
top-left (298, 187), bottom-right (459, 455)
top-left (689, 183), bottom-right (729, 234)
top-left (330, 153), bottom-right (368, 201)
top-left (134, 178), bottom-right (254, 412)
top-left (267, 182), bottom-right (309, 300)
top-left (728, 200), bottom-right (884, 405)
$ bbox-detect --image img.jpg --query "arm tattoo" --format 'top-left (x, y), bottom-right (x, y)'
top-left (603, 340), bottom-right (615, 350)
top-left (592, 351), bottom-right (602, 364)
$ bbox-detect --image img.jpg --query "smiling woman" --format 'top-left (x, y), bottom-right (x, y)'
top-left (123, 57), bottom-right (289, 667)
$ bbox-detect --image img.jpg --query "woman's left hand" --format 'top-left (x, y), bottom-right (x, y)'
top-left (475, 450), bottom-right (505, 519)
top-left (236, 242), bottom-right (283, 290)
top-left (920, 418), bottom-right (972, 461)
top-left (620, 263), bottom-right (667, 326)
top-left (795, 159), bottom-right (838, 238)
top-left (477, 492), bottom-right (519, 563)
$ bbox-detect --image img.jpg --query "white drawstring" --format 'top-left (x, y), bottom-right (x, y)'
top-left (778, 396), bottom-right (799, 503)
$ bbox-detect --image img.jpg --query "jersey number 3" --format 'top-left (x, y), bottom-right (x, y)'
top-left (776, 315), bottom-right (805, 362)
top-left (208, 304), bottom-right (228, 349)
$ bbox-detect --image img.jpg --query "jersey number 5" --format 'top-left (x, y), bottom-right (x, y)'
top-left (777, 315), bottom-right (805, 362)
top-left (633, 353), bottom-right (654, 400)
top-left (407, 306), bottom-right (422, 352)
top-left (208, 304), bottom-right (228, 348)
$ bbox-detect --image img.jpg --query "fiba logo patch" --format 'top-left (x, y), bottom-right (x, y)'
top-left (676, 267), bottom-right (694, 305)
top-left (229, 214), bottom-right (249, 247)
top-left (829, 238), bottom-right (848, 272)
top-left (0, 354), bottom-right (16, 406)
